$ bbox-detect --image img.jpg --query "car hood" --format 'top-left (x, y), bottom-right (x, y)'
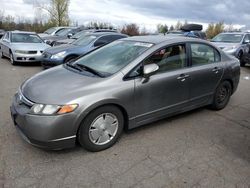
top-left (44, 44), bottom-right (80, 54)
top-left (21, 66), bottom-right (104, 104)
top-left (211, 42), bottom-right (239, 49)
top-left (11, 43), bottom-right (50, 51)
top-left (42, 35), bottom-right (66, 41)
top-left (57, 38), bottom-right (76, 44)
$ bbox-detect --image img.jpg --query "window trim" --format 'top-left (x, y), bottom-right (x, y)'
top-left (187, 42), bottom-right (221, 67)
top-left (124, 42), bottom-right (189, 80)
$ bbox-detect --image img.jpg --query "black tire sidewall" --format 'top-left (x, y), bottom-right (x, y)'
top-left (78, 105), bottom-right (124, 152)
top-left (212, 81), bottom-right (232, 110)
top-left (10, 52), bottom-right (16, 65)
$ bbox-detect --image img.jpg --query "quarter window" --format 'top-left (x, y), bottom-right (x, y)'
top-left (143, 44), bottom-right (187, 73)
top-left (190, 43), bottom-right (220, 66)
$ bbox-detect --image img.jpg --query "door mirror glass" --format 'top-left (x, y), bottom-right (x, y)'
top-left (3, 39), bottom-right (8, 43)
top-left (143, 64), bottom-right (159, 77)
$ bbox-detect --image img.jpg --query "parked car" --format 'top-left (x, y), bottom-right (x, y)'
top-left (53, 29), bottom-right (118, 46)
top-left (0, 29), bottom-right (5, 39)
top-left (38, 27), bottom-right (75, 38)
top-left (0, 31), bottom-right (50, 65)
top-left (211, 32), bottom-right (250, 66)
top-left (10, 35), bottom-right (240, 151)
top-left (41, 32), bottom-right (127, 68)
top-left (41, 27), bottom-right (80, 46)
top-left (167, 24), bottom-right (207, 39)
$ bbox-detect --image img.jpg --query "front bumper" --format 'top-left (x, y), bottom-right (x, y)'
top-left (13, 52), bottom-right (44, 62)
top-left (41, 58), bottom-right (64, 68)
top-left (10, 93), bottom-right (78, 150)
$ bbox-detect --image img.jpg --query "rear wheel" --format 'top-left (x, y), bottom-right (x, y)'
top-left (210, 81), bottom-right (232, 110)
top-left (78, 105), bottom-right (124, 152)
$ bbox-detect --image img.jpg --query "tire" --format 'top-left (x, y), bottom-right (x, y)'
top-left (238, 51), bottom-right (245, 67)
top-left (77, 105), bottom-right (124, 152)
top-left (0, 50), bottom-right (4, 58)
top-left (10, 52), bottom-right (17, 65)
top-left (210, 81), bottom-right (232, 110)
top-left (64, 56), bottom-right (78, 64)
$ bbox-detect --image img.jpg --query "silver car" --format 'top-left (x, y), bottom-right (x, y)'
top-left (0, 31), bottom-right (50, 65)
top-left (10, 36), bottom-right (240, 152)
top-left (211, 32), bottom-right (250, 66)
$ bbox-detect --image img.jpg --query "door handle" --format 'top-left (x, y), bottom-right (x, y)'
top-left (177, 74), bottom-right (189, 82)
top-left (212, 67), bottom-right (221, 74)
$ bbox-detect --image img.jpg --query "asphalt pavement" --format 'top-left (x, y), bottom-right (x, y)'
top-left (0, 58), bottom-right (249, 188)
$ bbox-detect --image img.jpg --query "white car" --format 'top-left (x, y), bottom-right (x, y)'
top-left (0, 31), bottom-right (50, 65)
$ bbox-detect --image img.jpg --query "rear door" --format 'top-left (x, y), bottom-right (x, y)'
top-left (187, 42), bottom-right (224, 105)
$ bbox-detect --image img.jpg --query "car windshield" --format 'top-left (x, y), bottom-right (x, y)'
top-left (11, 33), bottom-right (43, 43)
top-left (71, 35), bottom-right (97, 46)
top-left (71, 31), bottom-right (90, 39)
top-left (44, 27), bottom-right (57, 34)
top-left (55, 28), bottom-right (72, 36)
top-left (73, 40), bottom-right (153, 76)
top-left (211, 34), bottom-right (243, 43)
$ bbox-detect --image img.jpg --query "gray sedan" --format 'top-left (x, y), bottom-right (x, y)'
top-left (10, 36), bottom-right (240, 151)
top-left (0, 31), bottom-right (50, 65)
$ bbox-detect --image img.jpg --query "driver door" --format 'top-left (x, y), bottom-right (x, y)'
top-left (134, 43), bottom-right (191, 125)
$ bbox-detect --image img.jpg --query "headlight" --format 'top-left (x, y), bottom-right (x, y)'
top-left (30, 104), bottom-right (78, 115)
top-left (51, 51), bottom-right (66, 59)
top-left (15, 50), bottom-right (29, 54)
top-left (223, 46), bottom-right (237, 51)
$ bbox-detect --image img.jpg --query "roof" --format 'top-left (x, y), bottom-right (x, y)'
top-left (220, 32), bottom-right (248, 35)
top-left (87, 32), bottom-right (127, 37)
top-left (10, 30), bottom-right (36, 34)
top-left (122, 35), bottom-right (200, 44)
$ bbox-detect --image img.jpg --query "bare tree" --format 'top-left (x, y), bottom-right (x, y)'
top-left (121, 23), bottom-right (140, 36)
top-left (37, 0), bottom-right (70, 26)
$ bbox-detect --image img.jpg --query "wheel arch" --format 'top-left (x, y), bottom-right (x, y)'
top-left (75, 101), bottom-right (130, 137)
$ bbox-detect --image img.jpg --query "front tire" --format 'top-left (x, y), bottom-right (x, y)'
top-left (10, 52), bottom-right (17, 65)
top-left (78, 105), bottom-right (124, 152)
top-left (0, 50), bottom-right (4, 58)
top-left (210, 81), bottom-right (232, 110)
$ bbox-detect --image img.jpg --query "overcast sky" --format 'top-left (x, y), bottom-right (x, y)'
top-left (1, 0), bottom-right (249, 31)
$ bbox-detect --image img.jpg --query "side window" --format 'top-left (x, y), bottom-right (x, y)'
top-left (143, 44), bottom-right (187, 73)
top-left (191, 43), bottom-right (220, 66)
top-left (3, 32), bottom-right (9, 41)
top-left (94, 35), bottom-right (124, 47)
top-left (243, 34), bottom-right (250, 44)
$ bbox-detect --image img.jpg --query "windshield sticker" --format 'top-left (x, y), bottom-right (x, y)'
top-left (134, 42), bottom-right (153, 48)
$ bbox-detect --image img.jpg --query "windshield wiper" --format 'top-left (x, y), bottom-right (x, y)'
top-left (75, 63), bottom-right (104, 77)
top-left (65, 62), bottom-right (82, 72)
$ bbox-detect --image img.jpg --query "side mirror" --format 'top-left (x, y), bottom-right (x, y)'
top-left (243, 39), bottom-right (250, 44)
top-left (67, 33), bottom-right (73, 38)
top-left (143, 64), bottom-right (159, 77)
top-left (3, 39), bottom-right (9, 43)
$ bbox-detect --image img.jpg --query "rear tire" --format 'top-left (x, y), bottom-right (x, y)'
top-left (78, 105), bottom-right (124, 152)
top-left (210, 81), bottom-right (232, 110)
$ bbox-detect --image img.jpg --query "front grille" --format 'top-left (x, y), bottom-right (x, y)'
top-left (27, 51), bottom-right (37, 54)
top-left (16, 90), bottom-right (34, 108)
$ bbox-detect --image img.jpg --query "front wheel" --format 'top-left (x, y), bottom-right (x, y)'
top-left (78, 105), bottom-right (124, 152)
top-left (210, 81), bottom-right (232, 110)
top-left (0, 50), bottom-right (4, 58)
top-left (10, 52), bottom-right (17, 65)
